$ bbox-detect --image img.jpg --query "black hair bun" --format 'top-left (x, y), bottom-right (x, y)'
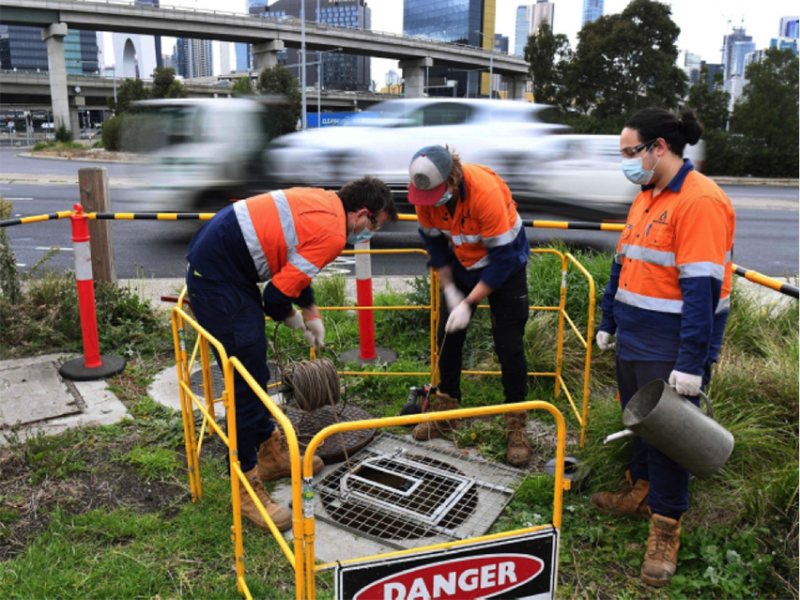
top-left (680, 109), bottom-right (704, 145)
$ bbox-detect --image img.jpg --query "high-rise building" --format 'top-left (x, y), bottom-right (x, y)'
top-left (532, 1), bottom-right (555, 35)
top-left (582, 0), bottom-right (604, 27)
top-left (770, 37), bottom-right (799, 55)
top-left (386, 70), bottom-right (401, 87)
top-left (175, 38), bottom-right (213, 79)
top-left (135, 0), bottom-right (163, 68)
top-left (731, 40), bottom-right (756, 78)
top-left (495, 34), bottom-right (509, 55)
top-left (235, 42), bottom-right (250, 72)
top-left (250, 0), bottom-right (371, 92)
top-left (721, 26), bottom-right (752, 80)
top-left (779, 16), bottom-right (799, 38)
top-left (514, 6), bottom-right (530, 57)
top-left (404, 0), bottom-right (495, 97)
top-left (691, 61), bottom-right (725, 92)
top-left (0, 25), bottom-right (98, 74)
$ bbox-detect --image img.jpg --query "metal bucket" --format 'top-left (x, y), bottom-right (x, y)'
top-left (617, 379), bottom-right (734, 479)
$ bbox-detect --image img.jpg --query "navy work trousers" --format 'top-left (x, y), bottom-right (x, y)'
top-left (437, 266), bottom-right (530, 404)
top-left (186, 269), bottom-right (275, 472)
top-left (616, 357), bottom-right (708, 520)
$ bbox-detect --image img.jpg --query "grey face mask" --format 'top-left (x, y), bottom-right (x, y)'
top-left (434, 191), bottom-right (452, 207)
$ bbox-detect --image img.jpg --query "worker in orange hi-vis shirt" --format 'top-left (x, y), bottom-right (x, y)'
top-left (408, 145), bottom-right (532, 468)
top-left (186, 177), bottom-right (397, 532)
top-left (592, 108), bottom-right (736, 588)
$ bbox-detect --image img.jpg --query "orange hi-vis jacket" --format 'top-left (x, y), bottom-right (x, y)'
top-left (416, 164), bottom-right (527, 288)
top-left (599, 163), bottom-right (736, 374)
top-left (232, 189), bottom-right (346, 299)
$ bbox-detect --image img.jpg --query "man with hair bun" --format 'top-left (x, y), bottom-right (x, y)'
top-left (593, 107), bottom-right (736, 587)
top-left (407, 145), bottom-right (533, 467)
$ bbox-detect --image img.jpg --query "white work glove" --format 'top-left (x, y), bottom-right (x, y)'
top-left (445, 300), bottom-right (473, 333)
top-left (596, 331), bottom-right (615, 351)
top-left (303, 317), bottom-right (325, 350)
top-left (282, 309), bottom-right (306, 331)
top-left (443, 284), bottom-right (465, 312)
top-left (669, 370), bottom-right (702, 397)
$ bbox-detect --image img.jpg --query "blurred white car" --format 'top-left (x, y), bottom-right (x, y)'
top-left (264, 98), bottom-right (569, 201)
top-left (511, 135), bottom-right (638, 220)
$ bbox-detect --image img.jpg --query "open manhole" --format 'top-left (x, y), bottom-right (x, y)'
top-left (315, 433), bottom-right (522, 550)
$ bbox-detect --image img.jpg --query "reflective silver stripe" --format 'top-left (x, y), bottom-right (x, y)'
top-left (614, 252), bottom-right (624, 265)
top-left (678, 261), bottom-right (725, 280)
top-left (234, 201), bottom-right (271, 281)
top-left (272, 190), bottom-right (298, 247)
top-left (725, 250), bottom-right (732, 263)
top-left (624, 244), bottom-right (676, 267)
top-left (482, 215), bottom-right (523, 248)
top-left (467, 254), bottom-right (491, 271)
top-left (619, 243), bottom-right (629, 256)
top-left (615, 289), bottom-right (684, 313)
top-left (716, 295), bottom-right (731, 313)
top-left (450, 232), bottom-right (482, 246)
top-left (290, 253), bottom-right (320, 278)
top-left (420, 226), bottom-right (442, 237)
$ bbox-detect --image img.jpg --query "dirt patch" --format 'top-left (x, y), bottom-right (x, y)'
top-left (0, 432), bottom-right (190, 562)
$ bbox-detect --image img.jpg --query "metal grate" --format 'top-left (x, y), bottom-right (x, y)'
top-left (315, 433), bottom-right (522, 550)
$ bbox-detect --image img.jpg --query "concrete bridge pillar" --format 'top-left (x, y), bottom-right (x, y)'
top-left (399, 57), bottom-right (433, 98)
top-left (252, 40), bottom-right (285, 72)
top-left (502, 75), bottom-right (529, 101)
top-left (42, 23), bottom-right (71, 135)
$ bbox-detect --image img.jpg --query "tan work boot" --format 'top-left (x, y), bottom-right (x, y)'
top-left (239, 466), bottom-right (292, 532)
top-left (641, 514), bottom-right (683, 587)
top-left (258, 429), bottom-right (324, 481)
top-left (412, 392), bottom-right (460, 441)
top-left (505, 411), bottom-right (532, 466)
top-left (590, 470), bottom-right (651, 518)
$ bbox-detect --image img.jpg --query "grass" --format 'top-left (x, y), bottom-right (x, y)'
top-left (0, 223), bottom-right (797, 598)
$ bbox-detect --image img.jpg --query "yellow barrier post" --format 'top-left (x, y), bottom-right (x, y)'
top-left (554, 252), bottom-right (568, 398)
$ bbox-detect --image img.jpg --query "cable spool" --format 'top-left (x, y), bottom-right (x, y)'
top-left (283, 357), bottom-right (340, 412)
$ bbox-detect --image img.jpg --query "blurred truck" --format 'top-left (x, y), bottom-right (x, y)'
top-left (125, 98), bottom-right (284, 212)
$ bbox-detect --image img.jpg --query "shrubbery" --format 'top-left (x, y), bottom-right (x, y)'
top-left (101, 114), bottom-right (125, 151)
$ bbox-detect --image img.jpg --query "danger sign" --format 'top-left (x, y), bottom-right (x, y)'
top-left (336, 528), bottom-right (558, 600)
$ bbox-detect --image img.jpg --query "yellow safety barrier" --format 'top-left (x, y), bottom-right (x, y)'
top-left (300, 401), bottom-right (569, 598)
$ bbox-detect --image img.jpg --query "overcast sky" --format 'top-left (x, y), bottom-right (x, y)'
top-left (103, 0), bottom-right (798, 85)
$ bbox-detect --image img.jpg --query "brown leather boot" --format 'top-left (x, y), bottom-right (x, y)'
top-left (412, 392), bottom-right (460, 441)
top-left (505, 411), bottom-right (532, 466)
top-left (590, 470), bottom-right (651, 518)
top-left (258, 429), bottom-right (324, 481)
top-left (239, 466), bottom-right (292, 532)
top-left (641, 514), bottom-right (682, 587)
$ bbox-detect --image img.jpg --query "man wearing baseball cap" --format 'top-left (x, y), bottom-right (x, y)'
top-left (408, 145), bottom-right (532, 466)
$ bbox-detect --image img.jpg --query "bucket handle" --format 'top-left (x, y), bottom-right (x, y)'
top-left (671, 386), bottom-right (713, 420)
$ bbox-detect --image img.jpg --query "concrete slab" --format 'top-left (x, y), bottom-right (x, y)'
top-left (0, 353), bottom-right (129, 445)
top-left (0, 359), bottom-right (81, 425)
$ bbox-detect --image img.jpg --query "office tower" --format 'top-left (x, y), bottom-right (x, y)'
top-left (0, 26), bottom-right (97, 74)
top-left (692, 61), bottom-right (724, 92)
top-left (731, 40), bottom-right (756, 77)
top-left (404, 0), bottom-right (495, 97)
top-left (721, 27), bottom-right (753, 80)
top-left (770, 37), bottom-right (799, 55)
top-left (532, 1), bottom-right (555, 35)
top-left (235, 42), bottom-right (250, 72)
top-left (582, 0), bottom-right (603, 27)
top-left (220, 42), bottom-right (231, 75)
top-left (495, 34), bottom-right (509, 54)
top-left (175, 38), bottom-right (214, 79)
top-left (514, 6), bottom-right (530, 56)
top-left (779, 16), bottom-right (799, 38)
top-left (249, 0), bottom-right (371, 92)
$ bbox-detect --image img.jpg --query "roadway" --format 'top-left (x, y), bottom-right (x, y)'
top-left (2, 154), bottom-right (798, 279)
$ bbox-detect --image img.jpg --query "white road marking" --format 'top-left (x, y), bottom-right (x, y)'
top-left (16, 263), bottom-right (26, 267)
top-left (5, 197), bottom-right (34, 200)
top-left (35, 247), bottom-right (72, 251)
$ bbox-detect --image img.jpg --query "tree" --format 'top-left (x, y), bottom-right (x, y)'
top-left (524, 23), bottom-right (573, 108)
top-left (569, 0), bottom-right (688, 118)
top-left (257, 64), bottom-right (302, 135)
top-left (731, 48), bottom-right (799, 148)
top-left (165, 79), bottom-right (189, 99)
top-left (107, 78), bottom-right (149, 115)
top-left (232, 75), bottom-right (255, 96)
top-left (686, 65), bottom-right (730, 131)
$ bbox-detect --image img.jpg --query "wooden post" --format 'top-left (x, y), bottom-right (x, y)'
top-left (78, 167), bottom-right (116, 283)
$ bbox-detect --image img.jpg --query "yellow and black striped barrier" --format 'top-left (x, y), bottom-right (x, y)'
top-left (3, 210), bottom-right (797, 299)
top-left (734, 265), bottom-right (799, 299)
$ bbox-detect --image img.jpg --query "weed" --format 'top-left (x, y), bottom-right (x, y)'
top-left (24, 428), bottom-right (89, 485)
top-left (122, 446), bottom-right (178, 482)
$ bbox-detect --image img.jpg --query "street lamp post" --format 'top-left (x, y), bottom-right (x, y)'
top-left (475, 30), bottom-right (495, 99)
top-left (301, 0), bottom-right (307, 130)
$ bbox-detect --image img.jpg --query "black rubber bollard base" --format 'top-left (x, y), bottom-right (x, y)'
top-left (339, 346), bottom-right (398, 367)
top-left (59, 355), bottom-right (127, 382)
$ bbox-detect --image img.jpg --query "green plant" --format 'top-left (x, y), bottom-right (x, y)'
top-left (122, 446), bottom-right (178, 482)
top-left (54, 122), bottom-right (73, 143)
top-left (101, 114), bottom-right (124, 151)
top-left (0, 198), bottom-right (22, 305)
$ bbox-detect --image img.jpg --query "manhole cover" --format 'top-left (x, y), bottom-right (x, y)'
top-left (285, 405), bottom-right (375, 463)
top-left (188, 363), bottom-right (282, 400)
top-left (314, 433), bottom-right (522, 550)
top-left (0, 362), bottom-right (82, 427)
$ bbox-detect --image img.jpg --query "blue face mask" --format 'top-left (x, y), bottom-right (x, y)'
top-left (347, 216), bottom-right (375, 245)
top-left (434, 191), bottom-right (452, 207)
top-left (621, 149), bottom-right (661, 185)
